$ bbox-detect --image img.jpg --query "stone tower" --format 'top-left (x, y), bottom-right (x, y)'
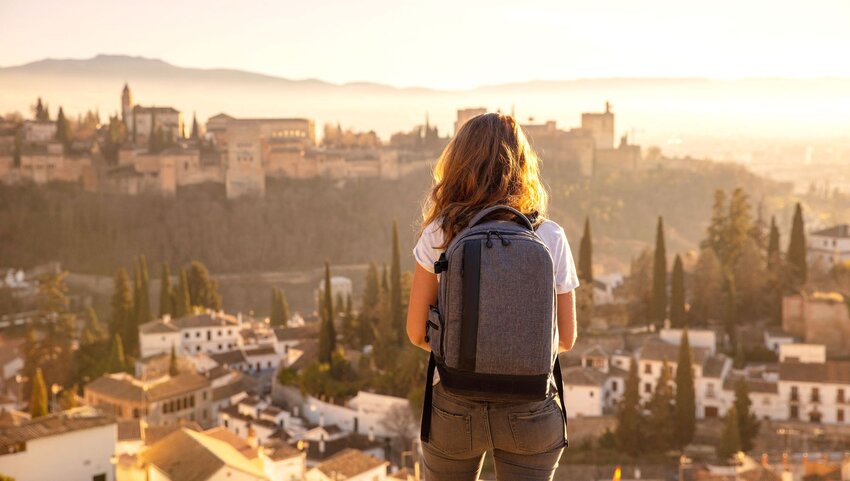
top-left (121, 83), bottom-right (133, 124)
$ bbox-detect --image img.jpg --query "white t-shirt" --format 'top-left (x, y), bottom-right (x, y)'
top-left (413, 219), bottom-right (580, 294)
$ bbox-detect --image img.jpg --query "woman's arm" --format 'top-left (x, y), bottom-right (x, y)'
top-left (557, 291), bottom-right (578, 352)
top-left (406, 263), bottom-right (438, 351)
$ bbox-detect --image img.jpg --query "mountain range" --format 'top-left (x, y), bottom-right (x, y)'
top-left (1, 54), bottom-right (848, 148)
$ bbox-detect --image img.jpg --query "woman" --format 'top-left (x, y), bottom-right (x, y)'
top-left (406, 112), bottom-right (580, 480)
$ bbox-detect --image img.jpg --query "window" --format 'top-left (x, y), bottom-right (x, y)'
top-left (133, 408), bottom-right (140, 419)
top-left (790, 386), bottom-right (799, 401)
top-left (838, 409), bottom-right (845, 423)
top-left (790, 405), bottom-right (799, 420)
top-left (218, 330), bottom-right (222, 337)
top-left (590, 391), bottom-right (595, 397)
top-left (93, 474), bottom-right (106, 481)
top-left (839, 389), bottom-right (845, 403)
top-left (196, 332), bottom-right (201, 338)
top-left (644, 383), bottom-right (652, 393)
top-left (611, 381), bottom-right (618, 392)
top-left (644, 364), bottom-right (652, 374)
top-left (224, 419), bottom-right (229, 428)
top-left (184, 333), bottom-right (190, 339)
top-left (812, 388), bottom-right (821, 403)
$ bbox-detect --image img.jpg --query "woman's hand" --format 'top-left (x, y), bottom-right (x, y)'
top-left (406, 263), bottom-right (438, 351)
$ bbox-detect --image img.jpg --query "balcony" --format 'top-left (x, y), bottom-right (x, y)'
top-left (790, 392), bottom-right (799, 402)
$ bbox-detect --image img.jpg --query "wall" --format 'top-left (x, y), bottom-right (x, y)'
top-left (0, 423), bottom-right (116, 481)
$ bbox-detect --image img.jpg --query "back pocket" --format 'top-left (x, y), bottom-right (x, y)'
top-left (427, 305), bottom-right (444, 360)
top-left (508, 399), bottom-right (566, 454)
top-left (428, 404), bottom-right (472, 455)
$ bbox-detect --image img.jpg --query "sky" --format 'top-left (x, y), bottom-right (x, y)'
top-left (1, 0), bottom-right (850, 89)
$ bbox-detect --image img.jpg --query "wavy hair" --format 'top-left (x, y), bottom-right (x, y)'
top-left (421, 112), bottom-right (548, 247)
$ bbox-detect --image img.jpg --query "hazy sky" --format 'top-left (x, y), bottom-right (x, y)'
top-left (1, 0), bottom-right (849, 89)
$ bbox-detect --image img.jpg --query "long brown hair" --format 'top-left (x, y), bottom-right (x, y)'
top-left (421, 112), bottom-right (548, 246)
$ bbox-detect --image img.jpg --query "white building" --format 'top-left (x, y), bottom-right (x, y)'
top-left (779, 343), bottom-right (826, 363)
top-left (315, 276), bottom-right (353, 312)
top-left (562, 365), bottom-right (606, 417)
top-left (593, 273), bottom-right (624, 305)
top-left (139, 311), bottom-right (242, 358)
top-left (22, 120), bottom-right (57, 143)
top-left (0, 407), bottom-right (116, 481)
top-left (808, 224), bottom-right (850, 269)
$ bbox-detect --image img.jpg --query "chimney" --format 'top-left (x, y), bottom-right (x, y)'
top-left (368, 426), bottom-right (375, 442)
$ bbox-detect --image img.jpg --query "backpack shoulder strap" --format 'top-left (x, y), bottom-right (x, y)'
top-left (467, 205), bottom-right (533, 230)
top-left (420, 352), bottom-right (437, 443)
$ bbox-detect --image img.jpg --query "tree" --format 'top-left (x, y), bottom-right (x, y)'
top-left (690, 249), bottom-right (724, 324)
top-left (107, 334), bottom-right (128, 374)
top-left (270, 287), bottom-right (290, 326)
top-left (669, 254), bottom-right (686, 327)
top-left (767, 216), bottom-right (781, 268)
top-left (626, 249), bottom-right (654, 326)
top-left (110, 268), bottom-right (134, 340)
top-left (615, 360), bottom-right (643, 456)
top-left (786, 203), bottom-right (807, 290)
top-left (190, 112), bottom-right (200, 140)
top-left (136, 255), bottom-right (152, 325)
top-left (733, 379), bottom-right (760, 452)
top-left (722, 275), bottom-right (739, 352)
top-left (168, 344), bottom-right (179, 377)
top-left (30, 367), bottom-right (48, 418)
top-left (32, 97), bottom-right (49, 121)
top-left (577, 217), bottom-right (594, 326)
top-left (645, 361), bottom-right (676, 452)
top-left (318, 261), bottom-right (337, 364)
top-left (725, 188), bottom-right (752, 266)
top-left (187, 261), bottom-right (222, 310)
top-left (390, 221), bottom-right (404, 345)
top-left (363, 261), bottom-right (380, 311)
top-left (674, 330), bottom-right (696, 448)
top-left (650, 216), bottom-right (668, 326)
top-left (174, 268), bottom-right (191, 317)
top-left (81, 306), bottom-right (107, 345)
top-left (732, 238), bottom-right (768, 319)
top-left (717, 405), bottom-right (742, 460)
top-left (159, 262), bottom-right (173, 317)
top-left (55, 106), bottom-right (70, 152)
top-left (703, 189), bottom-right (727, 261)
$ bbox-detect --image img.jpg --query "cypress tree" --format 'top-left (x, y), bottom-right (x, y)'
top-left (110, 268), bottom-right (133, 340)
top-left (651, 216), bottom-right (668, 326)
top-left (381, 263), bottom-right (389, 294)
top-left (767, 216), bottom-right (781, 269)
top-left (646, 361), bottom-right (676, 452)
top-left (717, 405), bottom-right (742, 460)
top-left (674, 330), bottom-right (696, 448)
top-left (270, 288), bottom-right (282, 326)
top-left (187, 261), bottom-right (222, 310)
top-left (280, 289), bottom-right (291, 326)
top-left (168, 344), bottom-right (179, 377)
top-left (786, 203), bottom-right (807, 289)
top-left (722, 274), bottom-right (739, 352)
top-left (55, 106), bottom-right (70, 152)
top-left (704, 190), bottom-right (727, 261)
top-left (159, 262), bottom-right (173, 317)
top-left (30, 367), bottom-right (48, 418)
top-left (81, 306), bottom-right (107, 345)
top-left (318, 260), bottom-right (337, 364)
top-left (175, 268), bottom-right (191, 317)
top-left (108, 334), bottom-right (127, 373)
top-left (578, 217), bottom-right (594, 285)
top-left (734, 378), bottom-right (760, 452)
top-left (726, 188), bottom-right (752, 266)
top-left (364, 261), bottom-right (380, 311)
top-left (190, 112), bottom-right (200, 140)
top-left (615, 360), bottom-right (643, 456)
top-left (390, 221), bottom-right (404, 345)
top-left (669, 254), bottom-right (686, 327)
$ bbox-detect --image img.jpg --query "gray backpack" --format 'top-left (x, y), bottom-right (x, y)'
top-left (420, 205), bottom-right (567, 443)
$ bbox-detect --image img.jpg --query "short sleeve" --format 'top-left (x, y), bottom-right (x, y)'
top-left (413, 222), bottom-right (445, 273)
top-left (538, 221), bottom-right (580, 294)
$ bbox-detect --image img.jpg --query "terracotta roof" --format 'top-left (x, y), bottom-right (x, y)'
top-left (170, 312), bottom-right (239, 329)
top-left (273, 325), bottom-right (319, 341)
top-left (141, 428), bottom-right (265, 481)
top-left (582, 345), bottom-right (609, 359)
top-left (139, 320), bottom-right (179, 334)
top-left (562, 366), bottom-right (607, 387)
top-left (117, 419), bottom-right (142, 441)
top-left (290, 340), bottom-right (319, 371)
top-left (702, 355), bottom-right (729, 378)
top-left (143, 421), bottom-right (202, 445)
top-left (245, 345), bottom-right (278, 357)
top-left (0, 407), bottom-right (114, 450)
top-left (211, 373), bottom-right (255, 402)
top-left (304, 432), bottom-right (384, 462)
top-left (211, 350), bottom-right (248, 366)
top-left (86, 372), bottom-right (210, 403)
top-left (314, 448), bottom-right (387, 479)
top-left (779, 361), bottom-right (850, 384)
top-left (723, 375), bottom-right (779, 394)
top-left (811, 224), bottom-right (850, 239)
top-left (263, 437), bottom-right (302, 461)
top-left (203, 427), bottom-right (259, 459)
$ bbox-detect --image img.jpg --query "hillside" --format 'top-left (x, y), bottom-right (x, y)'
top-left (1, 55), bottom-right (848, 144)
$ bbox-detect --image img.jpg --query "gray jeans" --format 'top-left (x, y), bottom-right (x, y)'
top-left (422, 382), bottom-right (566, 481)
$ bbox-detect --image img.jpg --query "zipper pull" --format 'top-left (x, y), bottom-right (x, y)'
top-left (486, 231), bottom-right (494, 248)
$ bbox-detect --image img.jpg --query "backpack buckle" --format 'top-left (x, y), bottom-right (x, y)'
top-left (434, 253), bottom-right (448, 274)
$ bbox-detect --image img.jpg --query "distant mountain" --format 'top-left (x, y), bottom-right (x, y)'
top-left (1, 54), bottom-right (848, 148)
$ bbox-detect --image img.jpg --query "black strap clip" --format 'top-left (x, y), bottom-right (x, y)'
top-left (434, 253), bottom-right (448, 274)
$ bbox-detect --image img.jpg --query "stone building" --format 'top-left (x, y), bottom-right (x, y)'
top-left (783, 291), bottom-right (850, 356)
